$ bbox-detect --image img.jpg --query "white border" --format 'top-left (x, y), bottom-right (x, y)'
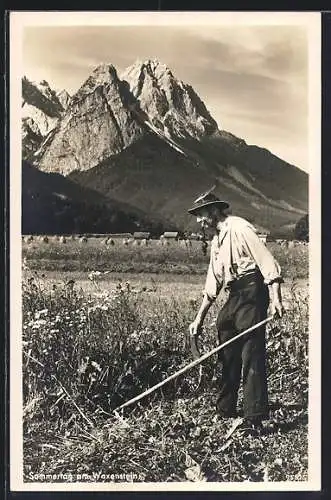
top-left (10, 11), bottom-right (321, 492)
top-left (307, 10), bottom-right (322, 489)
top-left (9, 10), bottom-right (322, 26)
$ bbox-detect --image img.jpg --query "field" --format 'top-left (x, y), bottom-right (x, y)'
top-left (22, 236), bottom-right (308, 278)
top-left (21, 238), bottom-right (309, 483)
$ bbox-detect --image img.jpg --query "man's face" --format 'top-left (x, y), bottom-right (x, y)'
top-left (196, 207), bottom-right (218, 230)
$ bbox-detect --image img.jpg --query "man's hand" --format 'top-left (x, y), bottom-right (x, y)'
top-left (270, 281), bottom-right (285, 318)
top-left (188, 293), bottom-right (213, 341)
top-left (189, 317), bottom-right (203, 338)
top-left (271, 298), bottom-right (285, 318)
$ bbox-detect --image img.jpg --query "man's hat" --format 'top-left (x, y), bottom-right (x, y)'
top-left (188, 185), bottom-right (229, 215)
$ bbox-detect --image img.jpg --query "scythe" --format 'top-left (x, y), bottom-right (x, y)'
top-left (113, 316), bottom-right (273, 414)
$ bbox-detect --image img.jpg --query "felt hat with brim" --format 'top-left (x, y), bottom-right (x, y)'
top-left (188, 191), bottom-right (229, 216)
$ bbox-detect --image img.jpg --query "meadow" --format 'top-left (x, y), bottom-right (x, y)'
top-left (21, 238), bottom-right (309, 483)
top-left (22, 236), bottom-right (308, 278)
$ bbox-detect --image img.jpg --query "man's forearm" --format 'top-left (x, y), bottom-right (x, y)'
top-left (270, 281), bottom-right (282, 302)
top-left (196, 293), bottom-right (214, 322)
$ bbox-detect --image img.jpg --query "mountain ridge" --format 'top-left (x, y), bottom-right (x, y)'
top-left (22, 76), bottom-right (71, 158)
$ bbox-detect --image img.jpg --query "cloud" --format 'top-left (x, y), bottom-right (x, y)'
top-left (186, 25), bottom-right (307, 80)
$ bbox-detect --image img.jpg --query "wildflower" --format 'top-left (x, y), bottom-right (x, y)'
top-left (93, 291), bottom-right (112, 301)
top-left (130, 331), bottom-right (139, 341)
top-left (88, 271), bottom-right (102, 281)
top-left (91, 361), bottom-right (102, 372)
top-left (274, 458), bottom-right (283, 466)
top-left (32, 322), bottom-right (43, 330)
top-left (34, 310), bottom-right (48, 320)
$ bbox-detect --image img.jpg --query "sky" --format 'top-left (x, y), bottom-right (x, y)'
top-left (22, 23), bottom-right (309, 171)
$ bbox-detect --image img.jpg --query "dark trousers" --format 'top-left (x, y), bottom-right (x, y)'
top-left (216, 271), bottom-right (270, 419)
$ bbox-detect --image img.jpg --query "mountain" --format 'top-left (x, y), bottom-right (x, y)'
top-left (22, 77), bottom-right (70, 158)
top-left (120, 59), bottom-right (218, 140)
top-left (22, 60), bottom-right (308, 235)
top-left (28, 60), bottom-right (221, 175)
top-left (34, 64), bottom-right (144, 174)
top-left (22, 160), bottom-right (167, 235)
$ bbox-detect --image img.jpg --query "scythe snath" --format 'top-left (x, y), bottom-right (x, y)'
top-left (113, 316), bottom-right (273, 414)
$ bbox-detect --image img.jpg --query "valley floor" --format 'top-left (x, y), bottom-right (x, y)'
top-left (28, 269), bottom-right (309, 309)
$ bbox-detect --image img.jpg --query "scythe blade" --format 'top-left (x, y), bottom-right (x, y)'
top-left (189, 333), bottom-right (202, 361)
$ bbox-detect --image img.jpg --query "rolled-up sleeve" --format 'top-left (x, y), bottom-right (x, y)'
top-left (203, 250), bottom-right (223, 301)
top-left (240, 226), bottom-right (283, 284)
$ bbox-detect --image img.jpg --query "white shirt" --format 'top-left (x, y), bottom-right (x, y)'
top-left (204, 216), bottom-right (282, 300)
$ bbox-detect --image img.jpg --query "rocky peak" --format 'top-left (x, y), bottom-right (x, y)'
top-left (22, 76), bottom-right (64, 118)
top-left (36, 80), bottom-right (56, 101)
top-left (21, 77), bottom-right (67, 156)
top-left (56, 89), bottom-right (71, 110)
top-left (124, 59), bottom-right (174, 87)
top-left (22, 117), bottom-right (44, 157)
top-left (93, 63), bottom-right (118, 81)
top-left (121, 59), bottom-right (218, 140)
top-left (72, 64), bottom-right (121, 104)
top-left (36, 63), bottom-right (144, 174)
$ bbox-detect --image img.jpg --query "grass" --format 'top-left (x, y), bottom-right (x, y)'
top-left (22, 238), bottom-right (309, 279)
top-left (22, 255), bottom-right (309, 483)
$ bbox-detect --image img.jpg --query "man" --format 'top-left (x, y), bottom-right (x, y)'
top-left (188, 188), bottom-right (284, 431)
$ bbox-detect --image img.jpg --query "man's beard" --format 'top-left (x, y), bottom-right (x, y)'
top-left (199, 223), bottom-right (215, 241)
top-left (200, 217), bottom-right (216, 232)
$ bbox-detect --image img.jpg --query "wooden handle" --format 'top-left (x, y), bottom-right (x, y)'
top-left (113, 316), bottom-right (273, 413)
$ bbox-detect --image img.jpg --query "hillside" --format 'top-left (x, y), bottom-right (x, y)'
top-left (22, 161), bottom-right (167, 235)
top-left (69, 133), bottom-right (306, 234)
